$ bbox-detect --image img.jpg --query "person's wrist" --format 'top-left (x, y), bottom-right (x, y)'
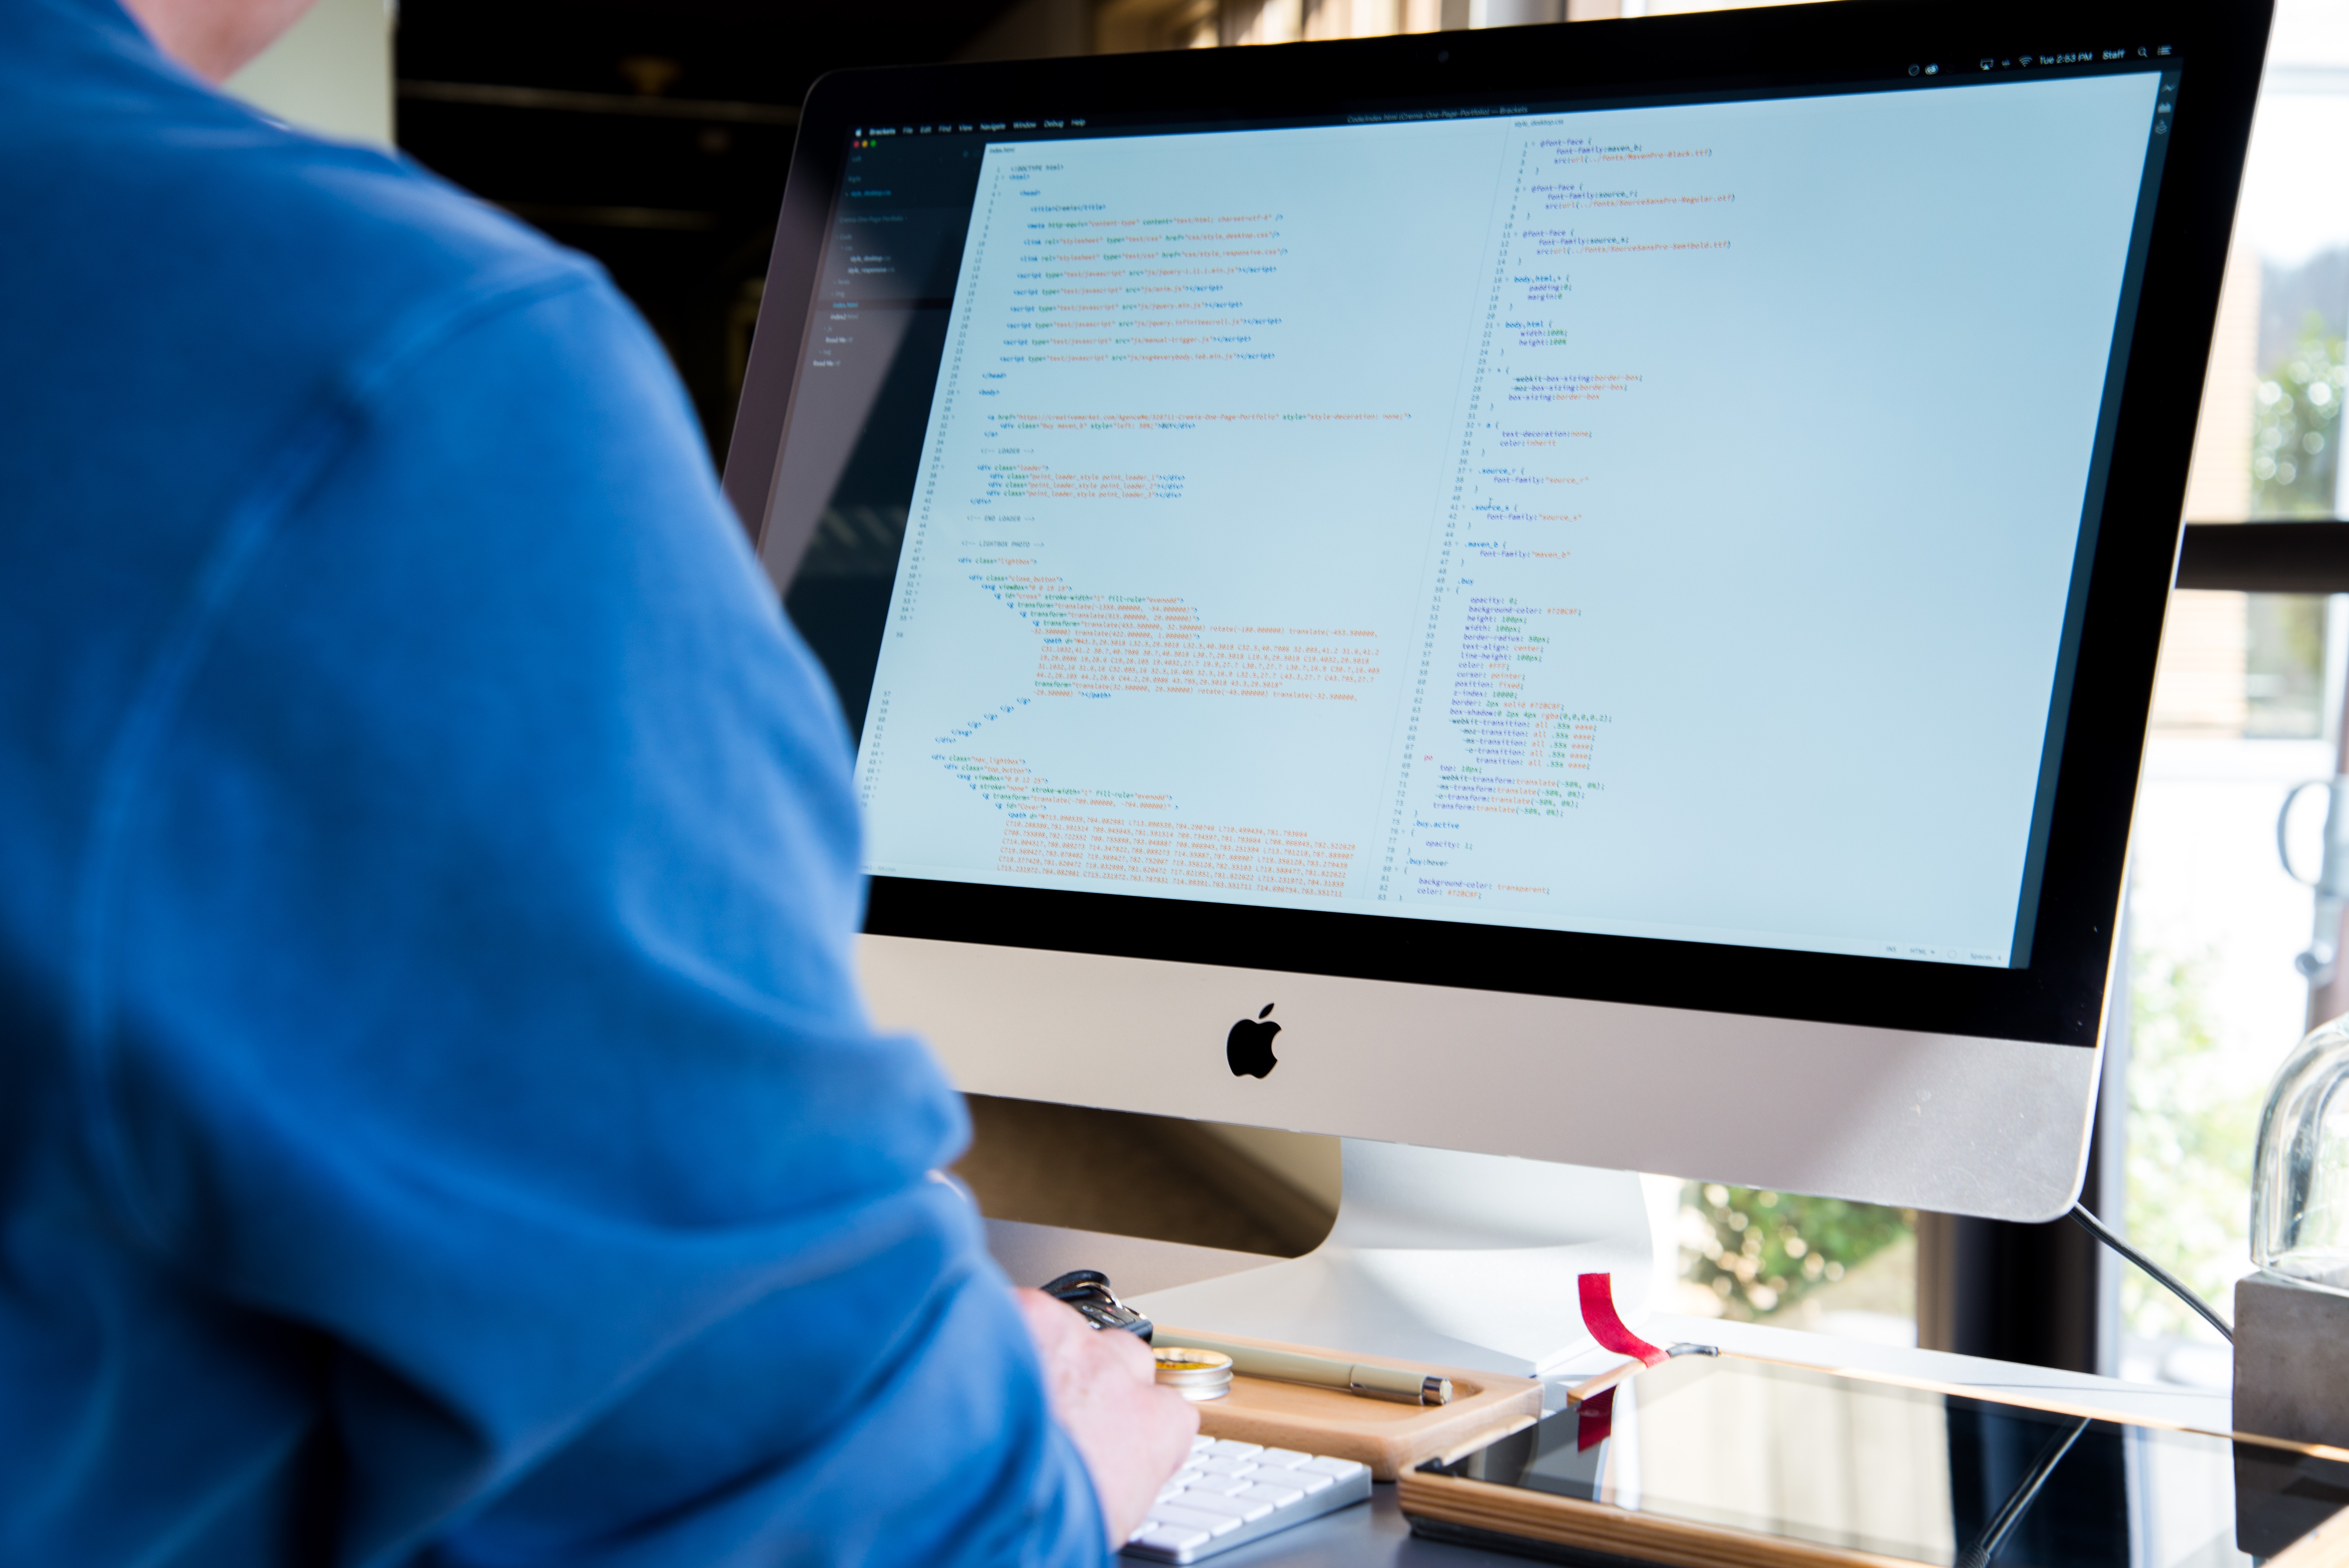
top-left (1012, 1288), bottom-right (1198, 1548)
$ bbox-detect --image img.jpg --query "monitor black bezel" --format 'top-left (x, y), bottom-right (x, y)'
top-left (724, 0), bottom-right (2270, 1049)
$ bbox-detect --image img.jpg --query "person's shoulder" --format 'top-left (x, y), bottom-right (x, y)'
top-left (137, 105), bottom-right (600, 367)
top-left (0, 3), bottom-right (670, 779)
top-left (221, 134), bottom-right (614, 397)
top-left (0, 0), bottom-right (605, 399)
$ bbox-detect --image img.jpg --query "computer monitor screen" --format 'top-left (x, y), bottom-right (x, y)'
top-left (835, 73), bottom-right (2163, 971)
top-left (727, 3), bottom-right (2263, 1222)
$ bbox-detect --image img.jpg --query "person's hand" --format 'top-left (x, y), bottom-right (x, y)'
top-left (1012, 1286), bottom-right (1199, 1548)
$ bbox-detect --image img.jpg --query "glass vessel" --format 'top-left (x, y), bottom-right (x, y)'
top-left (2251, 1014), bottom-right (2349, 1291)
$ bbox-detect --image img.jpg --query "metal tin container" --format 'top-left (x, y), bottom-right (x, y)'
top-left (1153, 1347), bottom-right (1233, 1402)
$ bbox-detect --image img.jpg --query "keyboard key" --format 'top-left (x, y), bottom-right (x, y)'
top-left (1177, 1491), bottom-right (1275, 1523)
top-left (1150, 1503), bottom-right (1243, 1539)
top-left (1134, 1523), bottom-right (1213, 1554)
top-left (1189, 1435), bottom-right (1216, 1455)
top-left (1121, 1443), bottom-right (1371, 1562)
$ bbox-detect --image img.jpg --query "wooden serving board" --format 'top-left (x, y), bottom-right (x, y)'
top-left (1154, 1324), bottom-right (1543, 1482)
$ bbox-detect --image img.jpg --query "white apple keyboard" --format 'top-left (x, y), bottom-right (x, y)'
top-left (1121, 1436), bottom-right (1372, 1563)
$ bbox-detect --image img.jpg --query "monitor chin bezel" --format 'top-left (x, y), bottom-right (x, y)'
top-left (730, 0), bottom-right (2271, 1052)
top-left (863, 933), bottom-right (2103, 1222)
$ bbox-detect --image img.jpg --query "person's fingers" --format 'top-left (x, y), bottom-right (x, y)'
top-left (1111, 1377), bottom-right (1201, 1543)
top-left (1012, 1286), bottom-right (1152, 1383)
top-left (1136, 1381), bottom-right (1199, 1463)
top-left (1091, 1315), bottom-right (1156, 1379)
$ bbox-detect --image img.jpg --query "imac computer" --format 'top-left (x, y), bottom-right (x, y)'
top-left (724, 0), bottom-right (2270, 1371)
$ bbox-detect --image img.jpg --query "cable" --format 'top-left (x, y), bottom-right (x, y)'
top-left (2067, 1202), bottom-right (2234, 1345)
top-left (1956, 1415), bottom-right (2090, 1568)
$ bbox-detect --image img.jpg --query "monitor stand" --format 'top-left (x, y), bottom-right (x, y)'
top-left (1128, 1138), bottom-right (1668, 1376)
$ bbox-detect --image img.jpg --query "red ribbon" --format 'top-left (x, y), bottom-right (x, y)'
top-left (1576, 1385), bottom-right (1616, 1451)
top-left (1578, 1272), bottom-right (1668, 1368)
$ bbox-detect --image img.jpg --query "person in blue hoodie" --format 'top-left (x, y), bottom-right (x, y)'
top-left (0, 0), bottom-right (1197, 1560)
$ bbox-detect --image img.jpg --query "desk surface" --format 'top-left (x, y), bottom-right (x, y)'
top-left (985, 1217), bottom-right (2234, 1566)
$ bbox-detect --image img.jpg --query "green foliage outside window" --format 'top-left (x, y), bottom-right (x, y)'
top-left (1680, 1183), bottom-right (1912, 1320)
top-left (2253, 316), bottom-right (2345, 519)
top-left (2124, 946), bottom-right (2262, 1341)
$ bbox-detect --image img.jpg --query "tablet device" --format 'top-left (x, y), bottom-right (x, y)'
top-left (1401, 1354), bottom-right (2349, 1566)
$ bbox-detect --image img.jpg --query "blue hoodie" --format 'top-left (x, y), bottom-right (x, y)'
top-left (0, 1), bottom-right (1103, 1562)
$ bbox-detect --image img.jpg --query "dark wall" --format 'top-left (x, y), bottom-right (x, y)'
top-left (394, 0), bottom-right (1021, 459)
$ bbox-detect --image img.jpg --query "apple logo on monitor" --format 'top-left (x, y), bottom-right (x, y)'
top-left (1226, 1004), bottom-right (1280, 1078)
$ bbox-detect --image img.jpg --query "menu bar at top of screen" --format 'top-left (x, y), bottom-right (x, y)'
top-left (838, 38), bottom-right (2181, 147)
top-left (844, 68), bottom-right (2169, 968)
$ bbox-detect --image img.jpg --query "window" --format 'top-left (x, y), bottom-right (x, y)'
top-left (2126, 0), bottom-right (2349, 1386)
